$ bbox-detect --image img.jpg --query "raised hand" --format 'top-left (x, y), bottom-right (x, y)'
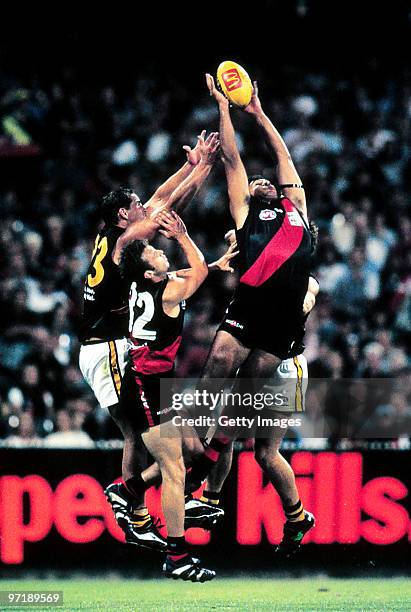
top-left (212, 241), bottom-right (239, 273)
top-left (243, 81), bottom-right (263, 116)
top-left (183, 130), bottom-right (206, 166)
top-left (198, 130), bottom-right (220, 165)
top-left (206, 73), bottom-right (229, 108)
top-left (154, 210), bottom-right (187, 240)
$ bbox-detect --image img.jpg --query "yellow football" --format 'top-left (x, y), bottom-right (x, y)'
top-left (216, 60), bottom-right (253, 108)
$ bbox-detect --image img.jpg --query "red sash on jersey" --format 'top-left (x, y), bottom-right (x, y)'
top-left (240, 198), bottom-right (304, 287)
top-left (129, 335), bottom-right (182, 375)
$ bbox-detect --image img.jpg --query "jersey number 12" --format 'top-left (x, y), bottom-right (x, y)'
top-left (128, 283), bottom-right (156, 341)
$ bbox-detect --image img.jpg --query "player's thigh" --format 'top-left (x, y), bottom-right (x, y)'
top-left (240, 348), bottom-right (282, 379)
top-left (201, 330), bottom-right (250, 379)
top-left (234, 349), bottom-right (282, 401)
top-left (79, 339), bottom-right (128, 408)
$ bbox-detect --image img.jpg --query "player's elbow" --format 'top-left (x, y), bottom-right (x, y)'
top-left (199, 260), bottom-right (209, 281)
top-left (193, 261), bottom-right (208, 284)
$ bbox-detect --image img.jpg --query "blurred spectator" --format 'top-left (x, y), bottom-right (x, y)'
top-left (44, 408), bottom-right (94, 448)
top-left (5, 412), bottom-right (42, 447)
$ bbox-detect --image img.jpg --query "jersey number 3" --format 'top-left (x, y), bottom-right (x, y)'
top-left (129, 283), bottom-right (156, 341)
top-left (87, 236), bottom-right (108, 288)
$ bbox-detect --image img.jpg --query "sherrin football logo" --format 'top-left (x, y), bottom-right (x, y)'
top-left (259, 209), bottom-right (277, 221)
top-left (221, 68), bottom-right (242, 92)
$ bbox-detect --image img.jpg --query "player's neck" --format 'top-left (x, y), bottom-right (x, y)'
top-left (150, 272), bottom-right (167, 283)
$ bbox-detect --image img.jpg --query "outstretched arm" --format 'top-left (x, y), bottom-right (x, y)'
top-left (145, 131), bottom-right (220, 216)
top-left (161, 132), bottom-right (220, 213)
top-left (206, 74), bottom-right (250, 229)
top-left (147, 130), bottom-right (206, 202)
top-left (244, 82), bottom-right (307, 220)
top-left (176, 240), bottom-right (239, 276)
top-left (155, 211), bottom-right (208, 308)
top-left (112, 134), bottom-right (220, 263)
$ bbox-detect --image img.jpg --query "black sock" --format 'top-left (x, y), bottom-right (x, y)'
top-left (283, 499), bottom-right (305, 522)
top-left (201, 490), bottom-right (220, 505)
top-left (124, 474), bottom-right (147, 499)
top-left (167, 536), bottom-right (188, 560)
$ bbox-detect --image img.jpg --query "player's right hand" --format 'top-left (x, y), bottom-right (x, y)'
top-left (155, 210), bottom-right (187, 240)
top-left (206, 73), bottom-right (229, 108)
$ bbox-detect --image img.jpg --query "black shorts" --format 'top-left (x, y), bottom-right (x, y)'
top-left (120, 364), bottom-right (175, 431)
top-left (218, 294), bottom-right (306, 360)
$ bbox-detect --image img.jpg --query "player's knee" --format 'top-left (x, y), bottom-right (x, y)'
top-left (183, 436), bottom-right (204, 459)
top-left (203, 347), bottom-right (235, 378)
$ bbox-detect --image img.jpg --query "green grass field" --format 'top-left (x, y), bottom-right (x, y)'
top-left (1, 578), bottom-right (410, 611)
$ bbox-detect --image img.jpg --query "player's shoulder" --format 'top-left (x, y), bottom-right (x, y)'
top-left (164, 273), bottom-right (185, 293)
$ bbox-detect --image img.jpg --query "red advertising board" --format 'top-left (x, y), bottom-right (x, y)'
top-left (0, 450), bottom-right (409, 567)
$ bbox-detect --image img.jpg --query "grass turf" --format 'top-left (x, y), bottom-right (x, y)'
top-left (1, 578), bottom-right (410, 611)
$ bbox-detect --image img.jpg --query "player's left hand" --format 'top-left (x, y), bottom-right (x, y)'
top-left (213, 242), bottom-right (239, 273)
top-left (243, 81), bottom-right (263, 116)
top-left (303, 291), bottom-right (316, 315)
top-left (183, 130), bottom-right (206, 166)
top-left (155, 210), bottom-right (187, 239)
top-left (198, 130), bottom-right (220, 165)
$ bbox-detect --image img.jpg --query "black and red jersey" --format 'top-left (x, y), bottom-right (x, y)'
top-left (128, 276), bottom-right (185, 375)
top-left (79, 225), bottom-right (129, 342)
top-left (235, 195), bottom-right (312, 318)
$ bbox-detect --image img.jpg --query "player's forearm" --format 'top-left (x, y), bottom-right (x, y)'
top-left (219, 104), bottom-right (241, 167)
top-left (176, 233), bottom-right (208, 276)
top-left (152, 162), bottom-right (194, 202)
top-left (177, 262), bottom-right (217, 275)
top-left (254, 112), bottom-right (302, 184)
top-left (254, 111), bottom-right (290, 159)
top-left (112, 221), bottom-right (157, 264)
top-left (166, 160), bottom-right (213, 212)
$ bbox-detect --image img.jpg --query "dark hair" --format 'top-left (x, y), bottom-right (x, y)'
top-left (248, 174), bottom-right (265, 184)
top-left (119, 240), bottom-right (152, 285)
top-left (99, 187), bottom-right (133, 226)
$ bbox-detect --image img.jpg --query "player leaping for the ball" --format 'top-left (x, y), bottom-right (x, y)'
top-left (79, 131), bottom-right (220, 552)
top-left (119, 211), bottom-right (216, 581)
top-left (185, 75), bottom-right (316, 556)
